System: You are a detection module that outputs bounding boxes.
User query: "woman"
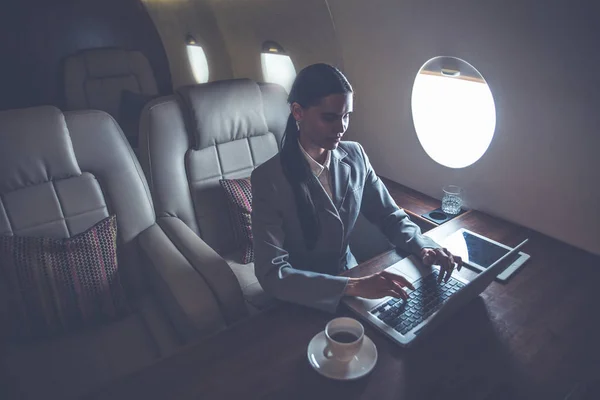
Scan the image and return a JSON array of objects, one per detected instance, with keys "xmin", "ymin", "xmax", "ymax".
[{"xmin": 251, "ymin": 63, "xmax": 461, "ymax": 313}]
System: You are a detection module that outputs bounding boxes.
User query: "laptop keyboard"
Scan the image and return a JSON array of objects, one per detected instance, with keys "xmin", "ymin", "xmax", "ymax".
[{"xmin": 370, "ymin": 271, "xmax": 465, "ymax": 335}]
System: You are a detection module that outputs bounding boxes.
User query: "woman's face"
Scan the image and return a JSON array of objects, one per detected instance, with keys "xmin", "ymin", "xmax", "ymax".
[{"xmin": 293, "ymin": 93, "xmax": 353, "ymax": 151}]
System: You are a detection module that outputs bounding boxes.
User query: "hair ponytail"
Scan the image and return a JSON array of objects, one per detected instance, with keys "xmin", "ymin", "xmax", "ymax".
[{"xmin": 279, "ymin": 64, "xmax": 353, "ymax": 250}]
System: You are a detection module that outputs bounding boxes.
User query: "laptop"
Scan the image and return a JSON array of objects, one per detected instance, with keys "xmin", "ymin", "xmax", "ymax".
[{"xmin": 343, "ymin": 234, "xmax": 529, "ymax": 347}]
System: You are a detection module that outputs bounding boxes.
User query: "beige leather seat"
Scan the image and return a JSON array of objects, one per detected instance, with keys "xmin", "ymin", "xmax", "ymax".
[
  {"xmin": 140, "ymin": 79, "xmax": 282, "ymax": 312},
  {"xmin": 0, "ymin": 106, "xmax": 247, "ymax": 399},
  {"xmin": 63, "ymin": 48, "xmax": 160, "ymax": 150}
]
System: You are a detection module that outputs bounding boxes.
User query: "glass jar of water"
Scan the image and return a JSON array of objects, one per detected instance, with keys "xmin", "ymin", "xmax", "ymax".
[{"xmin": 442, "ymin": 185, "xmax": 463, "ymax": 215}]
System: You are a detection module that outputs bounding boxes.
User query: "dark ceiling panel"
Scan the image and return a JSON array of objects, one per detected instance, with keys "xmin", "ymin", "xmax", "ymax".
[{"xmin": 0, "ymin": 0, "xmax": 171, "ymax": 111}]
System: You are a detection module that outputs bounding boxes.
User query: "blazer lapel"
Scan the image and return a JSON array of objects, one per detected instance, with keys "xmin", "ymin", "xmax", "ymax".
[
  {"xmin": 315, "ymin": 148, "xmax": 347, "ymax": 256},
  {"xmin": 330, "ymin": 146, "xmax": 350, "ymax": 211}
]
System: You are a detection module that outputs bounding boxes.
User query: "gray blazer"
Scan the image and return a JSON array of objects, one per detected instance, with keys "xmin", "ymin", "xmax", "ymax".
[{"xmin": 251, "ymin": 141, "xmax": 440, "ymax": 313}]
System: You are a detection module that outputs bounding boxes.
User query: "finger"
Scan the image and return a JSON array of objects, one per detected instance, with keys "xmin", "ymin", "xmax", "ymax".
[
  {"xmin": 436, "ymin": 252, "xmax": 445, "ymax": 283},
  {"xmin": 400, "ymin": 277, "xmax": 416, "ymax": 291},
  {"xmin": 378, "ymin": 277, "xmax": 408, "ymax": 299},
  {"xmin": 441, "ymin": 248, "xmax": 454, "ymax": 282},
  {"xmin": 387, "ymin": 291, "xmax": 402, "ymax": 300},
  {"xmin": 445, "ymin": 249, "xmax": 461, "ymax": 271},
  {"xmin": 445, "ymin": 262, "xmax": 455, "ymax": 283},
  {"xmin": 455, "ymin": 255, "xmax": 463, "ymax": 271},
  {"xmin": 377, "ymin": 274, "xmax": 402, "ymax": 295},
  {"xmin": 390, "ymin": 281, "xmax": 410, "ymax": 298},
  {"xmin": 444, "ymin": 252, "xmax": 455, "ymax": 282},
  {"xmin": 379, "ymin": 289, "xmax": 401, "ymax": 299},
  {"xmin": 438, "ymin": 263, "xmax": 451, "ymax": 283},
  {"xmin": 381, "ymin": 271, "xmax": 415, "ymax": 290},
  {"xmin": 388, "ymin": 288, "xmax": 408, "ymax": 301},
  {"xmin": 381, "ymin": 276, "xmax": 409, "ymax": 300}
]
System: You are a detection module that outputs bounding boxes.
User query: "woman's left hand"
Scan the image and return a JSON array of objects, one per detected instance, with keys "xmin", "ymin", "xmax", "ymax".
[{"xmin": 420, "ymin": 247, "xmax": 462, "ymax": 283}]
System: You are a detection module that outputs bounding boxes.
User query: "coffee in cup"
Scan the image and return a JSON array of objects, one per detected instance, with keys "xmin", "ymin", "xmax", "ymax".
[{"xmin": 323, "ymin": 317, "xmax": 364, "ymax": 363}]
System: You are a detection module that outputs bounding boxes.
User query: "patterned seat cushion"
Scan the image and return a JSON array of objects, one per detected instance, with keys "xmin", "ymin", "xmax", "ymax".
[
  {"xmin": 0, "ymin": 215, "xmax": 130, "ymax": 340},
  {"xmin": 219, "ymin": 178, "xmax": 253, "ymax": 264}
]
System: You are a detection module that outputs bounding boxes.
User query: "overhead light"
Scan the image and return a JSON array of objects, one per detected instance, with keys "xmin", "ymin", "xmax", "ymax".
[
  {"xmin": 262, "ymin": 40, "xmax": 286, "ymax": 55},
  {"xmin": 186, "ymin": 34, "xmax": 197, "ymax": 46},
  {"xmin": 441, "ymin": 68, "xmax": 461, "ymax": 77}
]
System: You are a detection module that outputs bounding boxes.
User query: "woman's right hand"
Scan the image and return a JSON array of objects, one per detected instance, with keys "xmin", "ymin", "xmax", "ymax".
[{"xmin": 344, "ymin": 270, "xmax": 415, "ymax": 300}]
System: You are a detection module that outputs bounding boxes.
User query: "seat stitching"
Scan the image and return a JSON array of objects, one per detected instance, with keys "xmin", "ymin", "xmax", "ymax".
[
  {"xmin": 63, "ymin": 205, "xmax": 108, "ymax": 219},
  {"xmin": 247, "ymin": 137, "xmax": 256, "ymax": 168},
  {"xmin": 189, "ymin": 165, "xmax": 253, "ymax": 184},
  {"xmin": 0, "ymin": 193, "xmax": 15, "ymax": 235},
  {"xmin": 12, "ymin": 206, "xmax": 108, "ymax": 235},
  {"xmin": 214, "ymin": 144, "xmax": 225, "ymax": 178},
  {"xmin": 51, "ymin": 181, "xmax": 71, "ymax": 237},
  {"xmin": 145, "ymin": 106, "xmax": 154, "ymax": 193}
]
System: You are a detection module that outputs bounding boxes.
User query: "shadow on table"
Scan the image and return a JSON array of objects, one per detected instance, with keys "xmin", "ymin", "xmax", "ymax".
[{"xmin": 267, "ymin": 298, "xmax": 541, "ymax": 400}]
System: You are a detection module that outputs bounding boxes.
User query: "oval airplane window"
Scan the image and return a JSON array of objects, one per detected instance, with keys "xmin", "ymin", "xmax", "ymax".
[
  {"xmin": 186, "ymin": 35, "xmax": 209, "ymax": 83},
  {"xmin": 411, "ymin": 56, "xmax": 496, "ymax": 168},
  {"xmin": 261, "ymin": 41, "xmax": 296, "ymax": 93}
]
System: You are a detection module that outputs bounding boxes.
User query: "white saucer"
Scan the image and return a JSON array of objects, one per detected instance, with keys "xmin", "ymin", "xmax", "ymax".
[{"xmin": 307, "ymin": 331, "xmax": 378, "ymax": 380}]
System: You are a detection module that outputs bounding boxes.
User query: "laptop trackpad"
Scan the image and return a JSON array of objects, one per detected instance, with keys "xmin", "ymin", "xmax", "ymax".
[{"xmin": 386, "ymin": 255, "xmax": 433, "ymax": 284}]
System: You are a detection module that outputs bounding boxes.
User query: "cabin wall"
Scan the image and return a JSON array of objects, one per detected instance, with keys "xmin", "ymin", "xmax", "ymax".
[
  {"xmin": 325, "ymin": 0, "xmax": 600, "ymax": 256},
  {"xmin": 0, "ymin": 0, "xmax": 171, "ymax": 111},
  {"xmin": 197, "ymin": 0, "xmax": 599, "ymax": 255},
  {"xmin": 208, "ymin": 0, "xmax": 342, "ymax": 81},
  {"xmin": 2, "ymin": 0, "xmax": 595, "ymax": 254},
  {"xmin": 141, "ymin": 0, "xmax": 233, "ymax": 89},
  {"xmin": 146, "ymin": 0, "xmax": 599, "ymax": 255}
]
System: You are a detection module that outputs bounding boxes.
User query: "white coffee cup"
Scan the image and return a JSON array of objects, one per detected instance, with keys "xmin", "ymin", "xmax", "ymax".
[{"xmin": 323, "ymin": 317, "xmax": 365, "ymax": 363}]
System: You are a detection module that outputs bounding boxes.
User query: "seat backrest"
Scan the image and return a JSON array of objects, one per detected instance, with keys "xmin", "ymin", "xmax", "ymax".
[
  {"xmin": 140, "ymin": 79, "xmax": 282, "ymax": 255},
  {"xmin": 0, "ymin": 105, "xmax": 155, "ymax": 295},
  {"xmin": 64, "ymin": 48, "xmax": 159, "ymax": 118}
]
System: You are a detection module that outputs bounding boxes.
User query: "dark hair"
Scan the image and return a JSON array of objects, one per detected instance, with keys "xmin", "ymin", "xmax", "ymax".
[{"xmin": 280, "ymin": 63, "xmax": 353, "ymax": 249}]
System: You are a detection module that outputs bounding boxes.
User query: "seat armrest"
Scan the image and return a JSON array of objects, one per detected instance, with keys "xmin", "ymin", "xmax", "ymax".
[
  {"xmin": 137, "ymin": 223, "xmax": 227, "ymax": 341},
  {"xmin": 157, "ymin": 217, "xmax": 248, "ymax": 325}
]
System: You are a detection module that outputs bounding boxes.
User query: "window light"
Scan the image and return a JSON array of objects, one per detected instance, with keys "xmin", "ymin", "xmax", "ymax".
[
  {"xmin": 186, "ymin": 35, "xmax": 209, "ymax": 84},
  {"xmin": 261, "ymin": 41, "xmax": 296, "ymax": 93},
  {"xmin": 411, "ymin": 56, "xmax": 496, "ymax": 169}
]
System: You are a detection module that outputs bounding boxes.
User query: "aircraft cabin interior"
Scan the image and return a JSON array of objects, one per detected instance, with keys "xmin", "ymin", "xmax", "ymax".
[{"xmin": 0, "ymin": 1, "xmax": 598, "ymax": 399}]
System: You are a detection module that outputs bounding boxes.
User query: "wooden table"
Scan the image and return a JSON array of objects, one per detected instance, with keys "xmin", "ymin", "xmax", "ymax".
[{"xmin": 89, "ymin": 211, "xmax": 600, "ymax": 400}]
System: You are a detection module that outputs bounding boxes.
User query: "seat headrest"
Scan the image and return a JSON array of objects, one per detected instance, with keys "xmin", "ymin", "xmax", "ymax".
[
  {"xmin": 177, "ymin": 79, "xmax": 269, "ymax": 150},
  {"xmin": 0, "ymin": 106, "xmax": 81, "ymax": 193}
]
